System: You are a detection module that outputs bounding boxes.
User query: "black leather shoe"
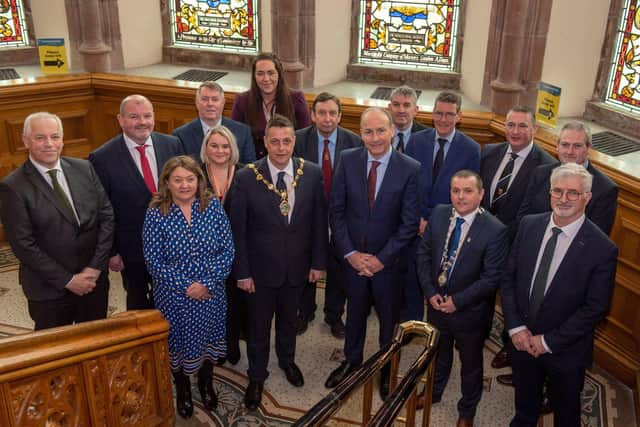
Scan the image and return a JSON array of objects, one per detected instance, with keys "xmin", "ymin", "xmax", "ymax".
[
  {"xmin": 541, "ymin": 391, "xmax": 553, "ymax": 414},
  {"xmin": 326, "ymin": 318, "xmax": 346, "ymax": 339},
  {"xmin": 496, "ymin": 373, "xmax": 514, "ymax": 387},
  {"xmin": 197, "ymin": 361, "xmax": 217, "ymax": 411},
  {"xmin": 244, "ymin": 380, "xmax": 264, "ymax": 411},
  {"xmin": 215, "ymin": 357, "xmax": 226, "ymax": 366},
  {"xmin": 227, "ymin": 341, "xmax": 241, "ymax": 365},
  {"xmin": 325, "ymin": 361, "xmax": 359, "ymax": 388},
  {"xmin": 296, "ymin": 312, "xmax": 315, "ymax": 335},
  {"xmin": 491, "ymin": 348, "xmax": 510, "ymax": 369},
  {"xmin": 280, "ymin": 363, "xmax": 304, "ymax": 387}
]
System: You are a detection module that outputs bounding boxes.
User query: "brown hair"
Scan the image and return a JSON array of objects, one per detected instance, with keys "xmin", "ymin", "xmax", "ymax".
[
  {"xmin": 246, "ymin": 52, "xmax": 297, "ymax": 134},
  {"xmin": 149, "ymin": 155, "xmax": 213, "ymax": 215}
]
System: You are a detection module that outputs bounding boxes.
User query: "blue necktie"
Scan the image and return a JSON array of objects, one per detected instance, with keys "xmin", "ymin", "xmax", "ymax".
[{"xmin": 447, "ymin": 217, "xmax": 465, "ymax": 260}]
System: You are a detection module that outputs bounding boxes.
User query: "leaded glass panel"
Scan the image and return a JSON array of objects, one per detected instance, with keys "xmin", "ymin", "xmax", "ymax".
[
  {"xmin": 357, "ymin": 0, "xmax": 460, "ymax": 71},
  {"xmin": 606, "ymin": 0, "xmax": 640, "ymax": 114},
  {"xmin": 0, "ymin": 0, "xmax": 29, "ymax": 48},
  {"xmin": 168, "ymin": 0, "xmax": 258, "ymax": 53}
]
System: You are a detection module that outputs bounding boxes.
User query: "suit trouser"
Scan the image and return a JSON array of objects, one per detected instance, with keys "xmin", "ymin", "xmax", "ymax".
[
  {"xmin": 343, "ymin": 265, "xmax": 401, "ymax": 365},
  {"xmin": 226, "ymin": 277, "xmax": 248, "ymax": 351},
  {"xmin": 509, "ymin": 344, "xmax": 584, "ymax": 427},
  {"xmin": 432, "ymin": 326, "xmax": 485, "ymax": 419},
  {"xmin": 246, "ymin": 281, "xmax": 303, "ymax": 382},
  {"xmin": 322, "ymin": 248, "xmax": 346, "ymax": 324},
  {"xmin": 121, "ymin": 261, "xmax": 154, "ymax": 310},
  {"xmin": 28, "ymin": 276, "xmax": 109, "ymax": 330},
  {"xmin": 401, "ymin": 237, "xmax": 424, "ymax": 322},
  {"xmin": 298, "ymin": 281, "xmax": 317, "ymax": 322}
]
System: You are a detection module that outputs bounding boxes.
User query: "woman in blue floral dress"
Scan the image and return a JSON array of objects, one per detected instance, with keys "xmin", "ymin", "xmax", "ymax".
[{"xmin": 143, "ymin": 155, "xmax": 234, "ymax": 419}]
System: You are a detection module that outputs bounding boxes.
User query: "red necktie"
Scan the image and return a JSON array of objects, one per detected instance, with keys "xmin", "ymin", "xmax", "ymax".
[
  {"xmin": 367, "ymin": 160, "xmax": 380, "ymax": 208},
  {"xmin": 322, "ymin": 139, "xmax": 332, "ymax": 199},
  {"xmin": 135, "ymin": 145, "xmax": 157, "ymax": 193}
]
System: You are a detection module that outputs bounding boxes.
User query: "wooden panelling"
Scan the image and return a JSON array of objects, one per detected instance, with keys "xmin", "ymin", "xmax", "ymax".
[
  {"xmin": 1, "ymin": 73, "xmax": 639, "ymax": 395},
  {"xmin": 0, "ymin": 310, "xmax": 174, "ymax": 426}
]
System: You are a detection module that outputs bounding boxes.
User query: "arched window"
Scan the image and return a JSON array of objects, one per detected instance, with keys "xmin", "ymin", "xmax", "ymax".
[
  {"xmin": 356, "ymin": 0, "xmax": 461, "ymax": 71},
  {"xmin": 167, "ymin": 0, "xmax": 259, "ymax": 53},
  {"xmin": 0, "ymin": 0, "xmax": 29, "ymax": 49},
  {"xmin": 604, "ymin": 0, "xmax": 640, "ymax": 114}
]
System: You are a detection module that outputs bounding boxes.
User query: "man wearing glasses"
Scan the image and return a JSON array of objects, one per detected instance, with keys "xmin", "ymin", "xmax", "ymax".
[
  {"xmin": 517, "ymin": 121, "xmax": 618, "ymax": 235},
  {"xmin": 501, "ymin": 162, "xmax": 617, "ymax": 427}
]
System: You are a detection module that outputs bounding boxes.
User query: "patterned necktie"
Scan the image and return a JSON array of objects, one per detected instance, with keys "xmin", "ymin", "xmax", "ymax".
[
  {"xmin": 432, "ymin": 138, "xmax": 447, "ymax": 182},
  {"xmin": 492, "ymin": 152, "xmax": 518, "ymax": 206},
  {"xmin": 276, "ymin": 171, "xmax": 287, "ymax": 192},
  {"xmin": 135, "ymin": 145, "xmax": 157, "ymax": 194},
  {"xmin": 47, "ymin": 169, "xmax": 75, "ymax": 220},
  {"xmin": 322, "ymin": 139, "xmax": 332, "ymax": 199},
  {"xmin": 367, "ymin": 160, "xmax": 380, "ymax": 208},
  {"xmin": 396, "ymin": 133, "xmax": 404, "ymax": 153},
  {"xmin": 528, "ymin": 227, "xmax": 562, "ymax": 323}
]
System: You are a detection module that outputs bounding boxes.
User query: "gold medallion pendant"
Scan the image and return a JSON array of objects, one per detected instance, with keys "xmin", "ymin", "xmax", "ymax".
[
  {"xmin": 279, "ymin": 199, "xmax": 290, "ymax": 216},
  {"xmin": 437, "ymin": 271, "xmax": 448, "ymax": 287}
]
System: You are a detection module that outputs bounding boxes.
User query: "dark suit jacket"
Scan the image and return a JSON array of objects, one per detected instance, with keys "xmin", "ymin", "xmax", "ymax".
[
  {"xmin": 229, "ymin": 157, "xmax": 327, "ymax": 287},
  {"xmin": 88, "ymin": 132, "xmax": 184, "ymax": 263},
  {"xmin": 411, "ymin": 120, "xmax": 428, "ymax": 133},
  {"xmin": 172, "ymin": 117, "xmax": 256, "ymax": 164},
  {"xmin": 231, "ymin": 90, "xmax": 312, "ymax": 159},
  {"xmin": 405, "ymin": 128, "xmax": 480, "ymax": 220},
  {"xmin": 0, "ymin": 158, "xmax": 114, "ymax": 301},
  {"xmin": 329, "ymin": 147, "xmax": 420, "ymax": 267},
  {"xmin": 480, "ymin": 142, "xmax": 555, "ymax": 231},
  {"xmin": 293, "ymin": 125, "xmax": 362, "ymax": 169},
  {"xmin": 417, "ymin": 204, "xmax": 508, "ymax": 332},
  {"xmin": 517, "ymin": 162, "xmax": 618, "ymax": 235},
  {"xmin": 501, "ymin": 213, "xmax": 617, "ymax": 367}
]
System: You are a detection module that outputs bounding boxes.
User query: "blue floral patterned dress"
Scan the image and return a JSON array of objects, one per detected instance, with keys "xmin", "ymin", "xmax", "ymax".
[{"xmin": 143, "ymin": 198, "xmax": 234, "ymax": 374}]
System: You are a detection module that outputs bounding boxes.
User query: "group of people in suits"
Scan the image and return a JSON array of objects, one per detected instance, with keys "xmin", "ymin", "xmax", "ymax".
[{"xmin": 0, "ymin": 62, "xmax": 619, "ymax": 427}]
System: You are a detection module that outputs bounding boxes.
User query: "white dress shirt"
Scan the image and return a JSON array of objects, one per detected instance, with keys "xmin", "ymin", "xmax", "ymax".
[
  {"xmin": 267, "ymin": 156, "xmax": 295, "ymax": 221},
  {"xmin": 124, "ymin": 135, "xmax": 159, "ymax": 187},
  {"xmin": 489, "ymin": 141, "xmax": 534, "ymax": 201},
  {"xmin": 30, "ymin": 156, "xmax": 79, "ymax": 223}
]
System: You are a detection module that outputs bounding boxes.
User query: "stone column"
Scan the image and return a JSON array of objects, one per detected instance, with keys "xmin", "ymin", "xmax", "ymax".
[
  {"xmin": 76, "ymin": 0, "xmax": 112, "ymax": 72},
  {"xmin": 271, "ymin": 0, "xmax": 305, "ymax": 89}
]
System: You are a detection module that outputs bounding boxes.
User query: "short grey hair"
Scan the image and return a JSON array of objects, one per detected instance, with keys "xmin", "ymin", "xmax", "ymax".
[
  {"xmin": 196, "ymin": 81, "xmax": 225, "ymax": 101},
  {"xmin": 119, "ymin": 94, "xmax": 153, "ymax": 115},
  {"xmin": 23, "ymin": 112, "xmax": 63, "ymax": 137},
  {"xmin": 200, "ymin": 125, "xmax": 240, "ymax": 166},
  {"xmin": 390, "ymin": 85, "xmax": 418, "ymax": 104},
  {"xmin": 559, "ymin": 120, "xmax": 592, "ymax": 146},
  {"xmin": 550, "ymin": 162, "xmax": 593, "ymax": 193}
]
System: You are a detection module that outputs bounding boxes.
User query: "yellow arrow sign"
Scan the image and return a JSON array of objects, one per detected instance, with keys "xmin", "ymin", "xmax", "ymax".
[{"xmin": 37, "ymin": 38, "xmax": 69, "ymax": 74}]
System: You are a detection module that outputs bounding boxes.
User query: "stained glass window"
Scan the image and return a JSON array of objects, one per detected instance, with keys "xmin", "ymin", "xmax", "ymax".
[
  {"xmin": 357, "ymin": 0, "xmax": 460, "ymax": 71},
  {"xmin": 168, "ymin": 0, "xmax": 258, "ymax": 53},
  {"xmin": 606, "ymin": 0, "xmax": 640, "ymax": 114},
  {"xmin": 0, "ymin": 0, "xmax": 29, "ymax": 48}
]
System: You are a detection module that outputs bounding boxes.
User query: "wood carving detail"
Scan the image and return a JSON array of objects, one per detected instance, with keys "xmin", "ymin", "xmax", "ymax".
[{"xmin": 107, "ymin": 348, "xmax": 156, "ymax": 425}]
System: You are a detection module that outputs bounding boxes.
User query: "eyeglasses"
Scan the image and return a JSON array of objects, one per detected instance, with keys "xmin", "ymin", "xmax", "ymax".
[
  {"xmin": 505, "ymin": 122, "xmax": 531, "ymax": 130},
  {"xmin": 549, "ymin": 188, "xmax": 586, "ymax": 201},
  {"xmin": 433, "ymin": 111, "xmax": 457, "ymax": 119}
]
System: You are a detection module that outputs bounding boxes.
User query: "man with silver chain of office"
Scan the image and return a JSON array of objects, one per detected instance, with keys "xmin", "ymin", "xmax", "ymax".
[{"xmin": 416, "ymin": 170, "xmax": 508, "ymax": 427}]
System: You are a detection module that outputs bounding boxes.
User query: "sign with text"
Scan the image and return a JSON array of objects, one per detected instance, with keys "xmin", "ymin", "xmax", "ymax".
[
  {"xmin": 37, "ymin": 38, "xmax": 68, "ymax": 74},
  {"xmin": 536, "ymin": 82, "xmax": 561, "ymax": 128}
]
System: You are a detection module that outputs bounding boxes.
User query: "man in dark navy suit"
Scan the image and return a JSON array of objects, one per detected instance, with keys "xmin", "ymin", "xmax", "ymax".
[
  {"xmin": 230, "ymin": 115, "xmax": 327, "ymax": 411},
  {"xmin": 403, "ymin": 92, "xmax": 480, "ymax": 324},
  {"xmin": 324, "ymin": 107, "xmax": 420, "ymax": 399},
  {"xmin": 388, "ymin": 85, "xmax": 428, "ymax": 151},
  {"xmin": 502, "ymin": 163, "xmax": 617, "ymax": 427},
  {"xmin": 173, "ymin": 81, "xmax": 255, "ymax": 164},
  {"xmin": 416, "ymin": 170, "xmax": 508, "ymax": 426},
  {"xmin": 518, "ymin": 121, "xmax": 618, "ymax": 235},
  {"xmin": 481, "ymin": 105, "xmax": 555, "ymax": 373},
  {"xmin": 89, "ymin": 95, "xmax": 184, "ymax": 310},
  {"xmin": 294, "ymin": 92, "xmax": 362, "ymax": 337}
]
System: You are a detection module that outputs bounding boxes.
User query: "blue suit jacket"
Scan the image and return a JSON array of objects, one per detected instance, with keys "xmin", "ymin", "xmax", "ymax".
[
  {"xmin": 517, "ymin": 161, "xmax": 618, "ymax": 235},
  {"xmin": 89, "ymin": 132, "xmax": 184, "ymax": 263},
  {"xmin": 501, "ymin": 213, "xmax": 617, "ymax": 367},
  {"xmin": 172, "ymin": 117, "xmax": 256, "ymax": 164},
  {"xmin": 329, "ymin": 147, "xmax": 420, "ymax": 267},
  {"xmin": 480, "ymin": 142, "xmax": 555, "ymax": 233},
  {"xmin": 417, "ymin": 204, "xmax": 508, "ymax": 332},
  {"xmin": 405, "ymin": 128, "xmax": 480, "ymax": 220}
]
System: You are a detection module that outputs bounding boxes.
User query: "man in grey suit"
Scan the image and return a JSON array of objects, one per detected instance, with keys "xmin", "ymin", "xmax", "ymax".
[
  {"xmin": 293, "ymin": 92, "xmax": 362, "ymax": 337},
  {"xmin": 0, "ymin": 112, "xmax": 114, "ymax": 330},
  {"xmin": 90, "ymin": 95, "xmax": 184, "ymax": 310},
  {"xmin": 173, "ymin": 81, "xmax": 256, "ymax": 164}
]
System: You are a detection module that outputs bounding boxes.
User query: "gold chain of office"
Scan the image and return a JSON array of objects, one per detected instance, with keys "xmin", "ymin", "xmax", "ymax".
[{"xmin": 247, "ymin": 158, "xmax": 305, "ymax": 216}]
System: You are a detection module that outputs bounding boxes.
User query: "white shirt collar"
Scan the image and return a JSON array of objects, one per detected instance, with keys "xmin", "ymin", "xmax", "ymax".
[
  {"xmin": 509, "ymin": 141, "xmax": 534, "ymax": 158},
  {"xmin": 123, "ymin": 134, "xmax": 153, "ymax": 149},
  {"xmin": 200, "ymin": 118, "xmax": 222, "ymax": 134},
  {"xmin": 29, "ymin": 156, "xmax": 62, "ymax": 175},
  {"xmin": 453, "ymin": 207, "xmax": 480, "ymax": 227},
  {"xmin": 266, "ymin": 156, "xmax": 294, "ymax": 178},
  {"xmin": 550, "ymin": 213, "xmax": 585, "ymax": 238}
]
